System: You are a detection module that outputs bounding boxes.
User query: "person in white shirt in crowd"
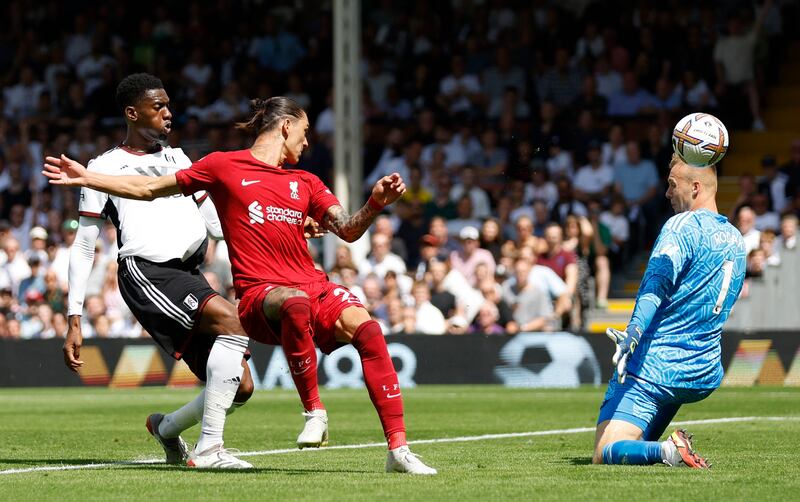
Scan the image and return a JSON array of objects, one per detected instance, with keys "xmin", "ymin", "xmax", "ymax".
[
  {"xmin": 680, "ymin": 69, "xmax": 717, "ymax": 110},
  {"xmin": 713, "ymin": 0, "xmax": 772, "ymax": 130},
  {"xmin": 450, "ymin": 166, "xmax": 491, "ymax": 219},
  {"xmin": 26, "ymin": 226, "xmax": 50, "ymax": 265},
  {"xmin": 50, "ymin": 219, "xmax": 78, "ymax": 289},
  {"xmin": 775, "ymin": 214, "xmax": 797, "ymax": 250},
  {"xmin": 3, "ymin": 66, "xmax": 46, "ymax": 120},
  {"xmin": 421, "ymin": 124, "xmax": 467, "ymax": 170},
  {"xmin": 523, "ymin": 162, "xmax": 558, "ymax": 209},
  {"xmin": 76, "ymin": 37, "xmax": 117, "ymax": 96},
  {"xmin": 545, "ymin": 135, "xmax": 574, "ymax": 181},
  {"xmin": 437, "ymin": 54, "xmax": 482, "ymax": 116},
  {"xmin": 593, "ymin": 54, "xmax": 622, "ymax": 100},
  {"xmin": 449, "ymin": 226, "xmax": 496, "ymax": 288},
  {"xmin": 573, "ymin": 141, "xmax": 614, "ymax": 203},
  {"xmin": 736, "ymin": 206, "xmax": 761, "ymax": 254},
  {"xmin": 2, "ymin": 237, "xmax": 31, "ymax": 292},
  {"xmin": 600, "ymin": 196, "xmax": 630, "ymax": 257},
  {"xmin": 181, "ymin": 48, "xmax": 214, "ymax": 88},
  {"xmin": 601, "ymin": 124, "xmax": 627, "ymax": 168},
  {"xmin": 364, "ymin": 57, "xmax": 395, "ymax": 108},
  {"xmin": 8, "ymin": 204, "xmax": 32, "ymax": 250},
  {"xmin": 482, "ymin": 47, "xmax": 526, "ymax": 115},
  {"xmin": 427, "ymin": 258, "xmax": 482, "ymax": 328},
  {"xmin": 750, "ymin": 193, "xmax": 780, "ymax": 232},
  {"xmin": 373, "ymin": 214, "xmax": 408, "ymax": 262},
  {"xmin": 446, "ymin": 196, "xmax": 483, "ymax": 238},
  {"xmin": 365, "ymin": 127, "xmax": 407, "ymax": 190},
  {"xmin": 410, "ymin": 281, "xmax": 446, "ymax": 335},
  {"xmin": 203, "ymin": 81, "xmax": 250, "ymax": 124},
  {"xmin": 359, "ymin": 232, "xmax": 408, "ymax": 282},
  {"xmin": 487, "ymin": 86, "xmax": 531, "ymax": 120},
  {"xmin": 502, "ymin": 257, "xmax": 556, "ymax": 333}
]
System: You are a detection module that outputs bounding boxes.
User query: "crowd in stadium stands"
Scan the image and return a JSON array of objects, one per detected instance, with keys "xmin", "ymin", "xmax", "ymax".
[{"xmin": 0, "ymin": 0, "xmax": 798, "ymax": 339}]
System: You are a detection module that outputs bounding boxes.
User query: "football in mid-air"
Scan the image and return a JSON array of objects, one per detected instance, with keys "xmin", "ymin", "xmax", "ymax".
[{"xmin": 671, "ymin": 113, "xmax": 729, "ymax": 167}]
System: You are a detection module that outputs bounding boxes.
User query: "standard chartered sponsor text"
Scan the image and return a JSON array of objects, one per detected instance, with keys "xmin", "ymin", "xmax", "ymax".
[{"xmin": 265, "ymin": 205, "xmax": 303, "ymax": 225}]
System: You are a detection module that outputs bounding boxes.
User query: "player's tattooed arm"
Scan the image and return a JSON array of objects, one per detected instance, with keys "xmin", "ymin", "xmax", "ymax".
[
  {"xmin": 322, "ymin": 173, "xmax": 406, "ymax": 242},
  {"xmin": 323, "ymin": 203, "xmax": 381, "ymax": 242}
]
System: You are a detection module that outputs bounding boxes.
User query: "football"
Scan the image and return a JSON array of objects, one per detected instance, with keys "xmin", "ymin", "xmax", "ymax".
[{"xmin": 671, "ymin": 113, "xmax": 729, "ymax": 167}]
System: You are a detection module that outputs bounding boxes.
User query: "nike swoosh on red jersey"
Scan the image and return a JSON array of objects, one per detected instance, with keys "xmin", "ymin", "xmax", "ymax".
[
  {"xmin": 241, "ymin": 179, "xmax": 261, "ymax": 186},
  {"xmin": 386, "ymin": 392, "xmax": 401, "ymax": 398}
]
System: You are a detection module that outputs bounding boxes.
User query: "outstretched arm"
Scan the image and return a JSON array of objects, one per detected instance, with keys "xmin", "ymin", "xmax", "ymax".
[
  {"xmin": 43, "ymin": 154, "xmax": 181, "ymax": 200},
  {"xmin": 322, "ymin": 173, "xmax": 406, "ymax": 242}
]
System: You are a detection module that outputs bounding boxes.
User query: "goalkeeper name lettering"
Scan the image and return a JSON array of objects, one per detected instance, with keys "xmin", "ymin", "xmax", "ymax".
[{"xmin": 265, "ymin": 205, "xmax": 303, "ymax": 225}]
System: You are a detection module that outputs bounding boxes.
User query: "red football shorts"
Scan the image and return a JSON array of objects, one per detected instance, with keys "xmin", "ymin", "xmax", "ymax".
[{"xmin": 238, "ymin": 281, "xmax": 364, "ymax": 354}]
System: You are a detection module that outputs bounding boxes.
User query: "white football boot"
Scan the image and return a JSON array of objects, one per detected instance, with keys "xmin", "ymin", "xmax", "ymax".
[
  {"xmin": 186, "ymin": 444, "xmax": 253, "ymax": 469},
  {"xmin": 386, "ymin": 445, "xmax": 438, "ymax": 475},
  {"xmin": 296, "ymin": 409, "xmax": 329, "ymax": 449}
]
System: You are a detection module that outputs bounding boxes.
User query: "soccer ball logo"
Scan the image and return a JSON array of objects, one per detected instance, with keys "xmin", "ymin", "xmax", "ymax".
[{"xmin": 671, "ymin": 113, "xmax": 729, "ymax": 167}]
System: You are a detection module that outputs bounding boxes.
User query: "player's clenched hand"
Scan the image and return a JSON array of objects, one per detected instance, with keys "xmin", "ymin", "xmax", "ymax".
[
  {"xmin": 606, "ymin": 326, "xmax": 642, "ymax": 384},
  {"xmin": 371, "ymin": 173, "xmax": 406, "ymax": 207},
  {"xmin": 63, "ymin": 320, "xmax": 85, "ymax": 373},
  {"xmin": 42, "ymin": 154, "xmax": 89, "ymax": 187},
  {"xmin": 303, "ymin": 217, "xmax": 327, "ymax": 239}
]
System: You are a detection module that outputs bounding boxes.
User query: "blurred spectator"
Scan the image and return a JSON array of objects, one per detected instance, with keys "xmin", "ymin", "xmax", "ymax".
[
  {"xmin": 450, "ymin": 167, "xmax": 491, "ymax": 219},
  {"xmin": 713, "ymin": 2, "xmax": 772, "ymax": 130},
  {"xmin": 410, "ymin": 281, "xmax": 446, "ymax": 335},
  {"xmin": 374, "ymin": 215, "xmax": 408, "ymax": 262},
  {"xmin": 563, "ymin": 215, "xmax": 610, "ymax": 311},
  {"xmin": 446, "ymin": 196, "xmax": 482, "ymax": 237},
  {"xmin": 730, "ymin": 173, "xmax": 759, "ymax": 220},
  {"xmin": 3, "ymin": 237, "xmax": 30, "ymax": 291},
  {"xmin": 524, "ymin": 163, "xmax": 558, "ymax": 209},
  {"xmin": 780, "ymin": 139, "xmax": 800, "ymax": 204},
  {"xmin": 482, "ymin": 47, "xmax": 526, "ymax": 115},
  {"xmin": 537, "ymin": 47, "xmax": 582, "ymax": 108},
  {"xmin": 3, "ymin": 66, "xmax": 46, "ymax": 120},
  {"xmin": 680, "ymin": 69, "xmax": 717, "ymax": 110},
  {"xmin": 479, "ymin": 219, "xmax": 504, "ymax": 263},
  {"xmin": 550, "ymin": 177, "xmax": 587, "ymax": 224},
  {"xmin": 502, "ymin": 258, "xmax": 555, "ymax": 333},
  {"xmin": 359, "ymin": 233, "xmax": 407, "ymax": 283},
  {"xmin": 613, "ymin": 141, "xmax": 660, "ymax": 243},
  {"xmin": 600, "ymin": 196, "xmax": 631, "ymax": 266},
  {"xmin": 776, "ymin": 214, "xmax": 797, "ymax": 250},
  {"xmin": 736, "ymin": 206, "xmax": 762, "ymax": 254},
  {"xmin": 182, "ymin": 48, "xmax": 213, "ymax": 88},
  {"xmin": 469, "ymin": 301, "xmax": 505, "ymax": 335},
  {"xmin": 449, "ymin": 226, "xmax": 496, "ymax": 287},
  {"xmin": 538, "ymin": 223, "xmax": 578, "ymax": 303},
  {"xmin": 757, "ymin": 155, "xmax": 788, "ymax": 213},
  {"xmin": 751, "ymin": 193, "xmax": 780, "ymax": 232},
  {"xmin": 607, "ymin": 71, "xmax": 656, "ymax": 117},
  {"xmin": 437, "ymin": 54, "xmax": 482, "ymax": 116},
  {"xmin": 545, "ymin": 135, "xmax": 573, "ymax": 181},
  {"xmin": 746, "ymin": 248, "xmax": 766, "ymax": 278},
  {"xmin": 760, "ymin": 230, "xmax": 781, "ymax": 267},
  {"xmin": 248, "ymin": 15, "xmax": 306, "ymax": 73},
  {"xmin": 593, "ymin": 54, "xmax": 622, "ymax": 100},
  {"xmin": 601, "ymin": 124, "xmax": 628, "ymax": 168},
  {"xmin": 573, "ymin": 141, "xmax": 613, "ymax": 203}
]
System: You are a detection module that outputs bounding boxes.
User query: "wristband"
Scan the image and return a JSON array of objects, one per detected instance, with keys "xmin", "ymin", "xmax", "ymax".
[{"xmin": 367, "ymin": 196, "xmax": 384, "ymax": 211}]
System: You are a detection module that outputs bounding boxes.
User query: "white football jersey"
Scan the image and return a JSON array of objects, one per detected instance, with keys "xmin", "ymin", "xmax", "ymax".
[{"xmin": 79, "ymin": 145, "xmax": 207, "ymax": 262}]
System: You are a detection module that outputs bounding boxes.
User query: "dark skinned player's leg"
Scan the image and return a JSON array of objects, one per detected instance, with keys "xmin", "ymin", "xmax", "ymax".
[{"xmin": 191, "ymin": 296, "xmax": 250, "ymax": 453}]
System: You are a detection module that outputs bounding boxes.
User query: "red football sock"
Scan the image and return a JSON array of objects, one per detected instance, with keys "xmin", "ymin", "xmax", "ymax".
[
  {"xmin": 280, "ymin": 297, "xmax": 323, "ymax": 411},
  {"xmin": 351, "ymin": 320, "xmax": 406, "ymax": 448}
]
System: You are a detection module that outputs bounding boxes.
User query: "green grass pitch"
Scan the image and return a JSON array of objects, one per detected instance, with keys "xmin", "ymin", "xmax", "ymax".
[{"xmin": 1, "ymin": 385, "xmax": 798, "ymax": 501}]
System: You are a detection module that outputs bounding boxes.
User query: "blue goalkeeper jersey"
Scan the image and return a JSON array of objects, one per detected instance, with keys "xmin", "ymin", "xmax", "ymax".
[{"xmin": 627, "ymin": 209, "xmax": 746, "ymax": 390}]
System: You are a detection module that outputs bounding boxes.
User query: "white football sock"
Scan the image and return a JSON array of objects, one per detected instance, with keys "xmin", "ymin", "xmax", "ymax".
[
  {"xmin": 158, "ymin": 393, "xmax": 248, "ymax": 439},
  {"xmin": 195, "ymin": 335, "xmax": 248, "ymax": 452},
  {"xmin": 159, "ymin": 390, "xmax": 205, "ymax": 438}
]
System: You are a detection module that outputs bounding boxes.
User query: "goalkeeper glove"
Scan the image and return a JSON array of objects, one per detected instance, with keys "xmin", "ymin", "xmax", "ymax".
[{"xmin": 605, "ymin": 325, "xmax": 642, "ymax": 384}]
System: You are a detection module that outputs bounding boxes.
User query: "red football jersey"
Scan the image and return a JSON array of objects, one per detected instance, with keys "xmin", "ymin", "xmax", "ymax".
[{"xmin": 175, "ymin": 149, "xmax": 341, "ymax": 296}]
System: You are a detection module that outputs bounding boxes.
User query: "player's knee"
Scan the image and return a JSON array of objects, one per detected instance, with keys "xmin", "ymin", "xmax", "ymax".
[
  {"xmin": 263, "ymin": 287, "xmax": 309, "ymax": 320},
  {"xmin": 278, "ymin": 295, "xmax": 312, "ymax": 332}
]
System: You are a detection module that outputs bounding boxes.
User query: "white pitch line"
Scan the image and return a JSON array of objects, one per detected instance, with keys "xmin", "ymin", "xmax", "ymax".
[{"xmin": 1, "ymin": 416, "xmax": 797, "ymax": 476}]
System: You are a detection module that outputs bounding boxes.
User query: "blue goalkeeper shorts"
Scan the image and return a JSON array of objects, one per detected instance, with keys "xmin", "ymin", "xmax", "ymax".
[{"xmin": 596, "ymin": 373, "xmax": 714, "ymax": 441}]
